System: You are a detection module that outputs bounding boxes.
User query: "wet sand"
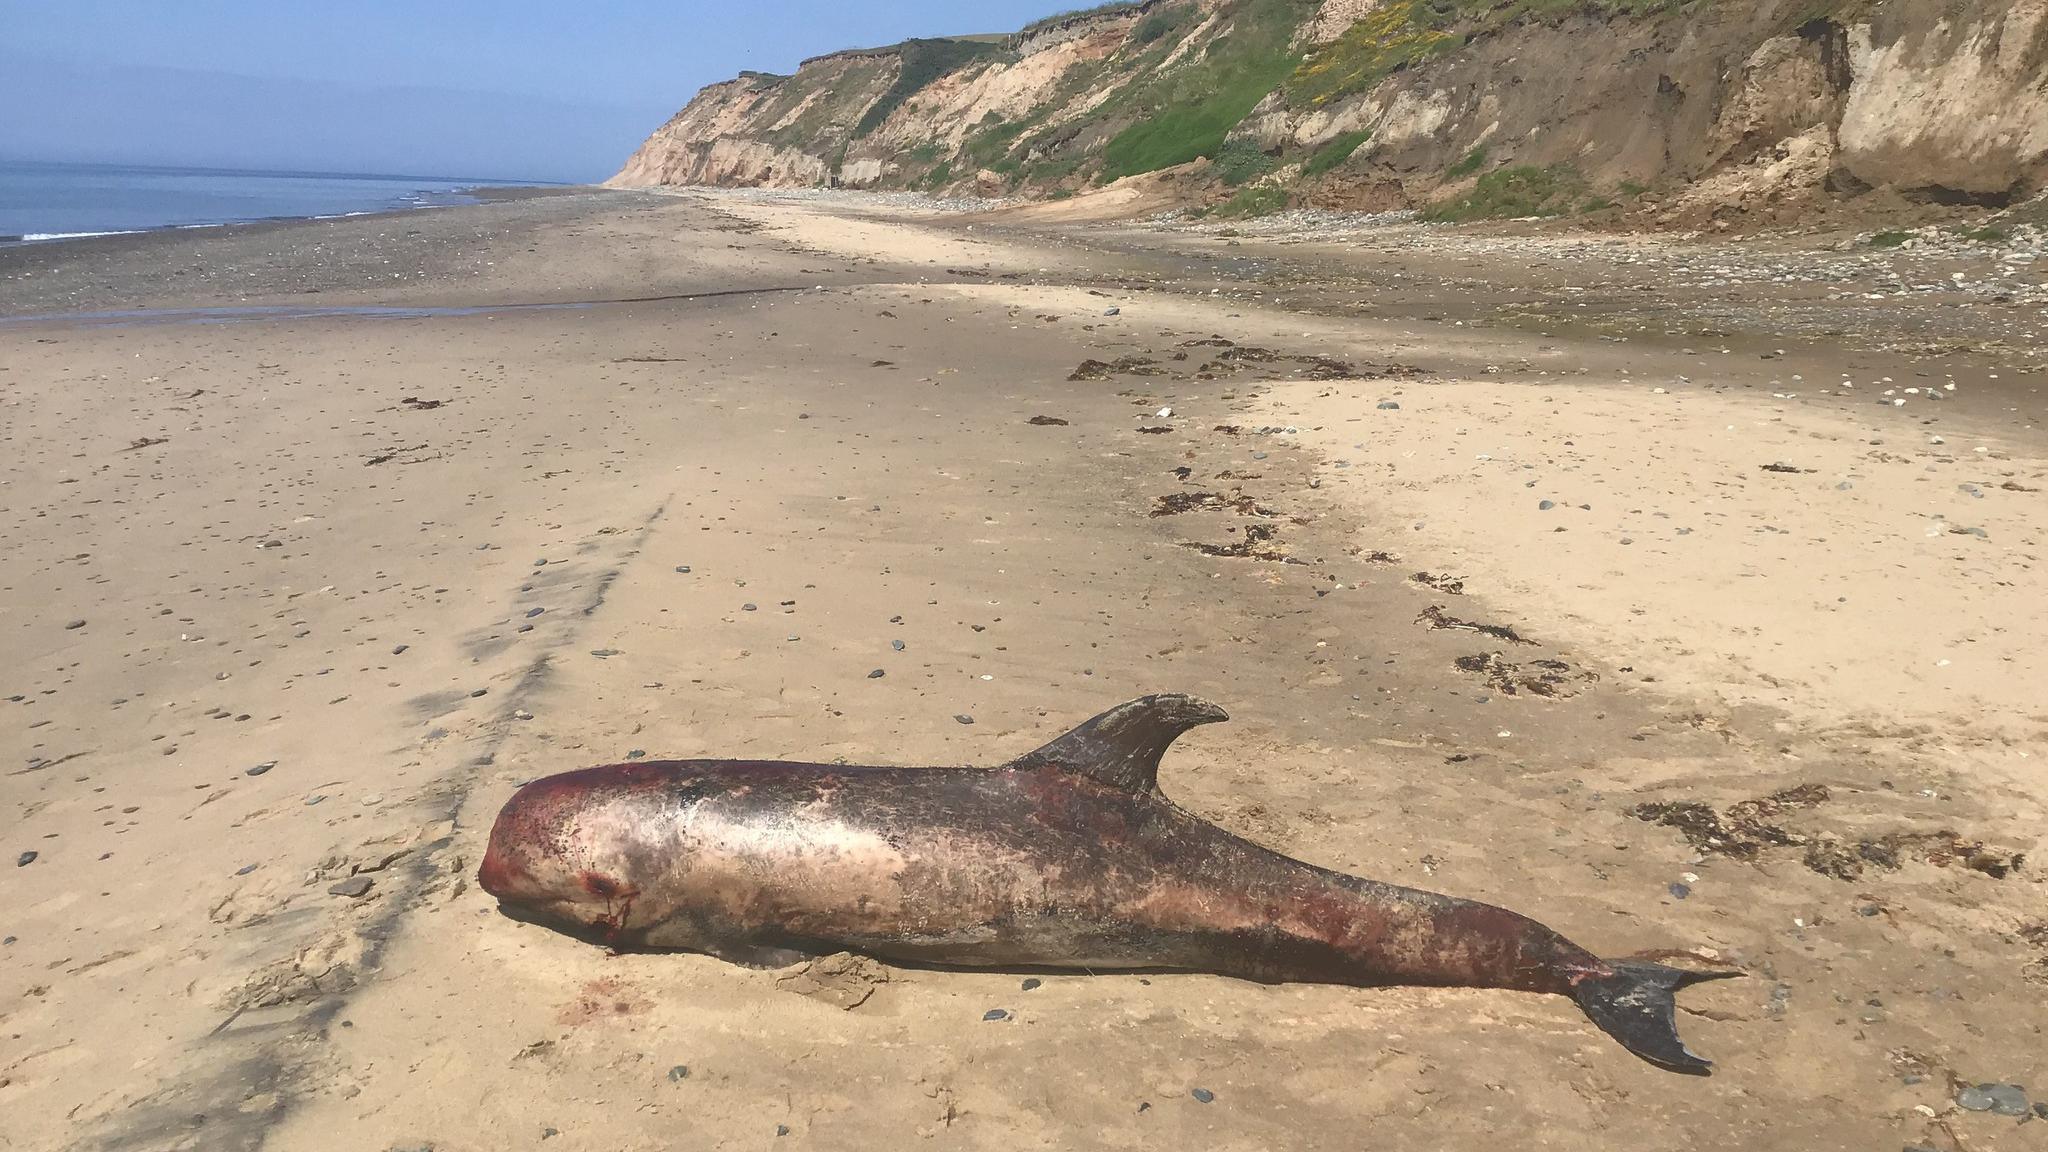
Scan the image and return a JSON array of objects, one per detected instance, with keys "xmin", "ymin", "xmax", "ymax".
[{"xmin": 3, "ymin": 191, "xmax": 2044, "ymax": 1151}]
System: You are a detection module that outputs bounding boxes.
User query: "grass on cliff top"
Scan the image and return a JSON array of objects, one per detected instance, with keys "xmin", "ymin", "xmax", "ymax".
[
  {"xmin": 1022, "ymin": 2, "xmax": 1148, "ymax": 35},
  {"xmin": 1097, "ymin": 0, "xmax": 1315, "ymax": 183},
  {"xmin": 854, "ymin": 39, "xmax": 1002, "ymax": 138},
  {"xmin": 1421, "ymin": 164, "xmax": 1587, "ymax": 221}
]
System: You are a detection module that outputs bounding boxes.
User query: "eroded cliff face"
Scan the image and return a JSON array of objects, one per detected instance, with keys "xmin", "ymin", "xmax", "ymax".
[{"xmin": 607, "ymin": 0, "xmax": 2048, "ymax": 223}]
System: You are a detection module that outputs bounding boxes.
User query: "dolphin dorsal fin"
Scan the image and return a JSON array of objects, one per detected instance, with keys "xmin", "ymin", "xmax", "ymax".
[{"xmin": 1003, "ymin": 694, "xmax": 1228, "ymax": 794}]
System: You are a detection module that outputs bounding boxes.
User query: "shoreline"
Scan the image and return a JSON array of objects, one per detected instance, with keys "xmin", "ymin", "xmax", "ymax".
[
  {"xmin": 0, "ymin": 181, "xmax": 584, "ymax": 249},
  {"xmin": 2, "ymin": 187, "xmax": 2043, "ymax": 1152}
]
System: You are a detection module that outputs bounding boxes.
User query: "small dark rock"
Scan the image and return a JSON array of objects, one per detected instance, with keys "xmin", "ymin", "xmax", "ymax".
[
  {"xmin": 1104, "ymin": 306, "xmax": 1121, "ymax": 316},
  {"xmin": 65, "ymin": 619, "xmax": 86, "ymax": 630},
  {"xmin": 627, "ymin": 749, "xmax": 647, "ymax": 760},
  {"xmin": 1956, "ymin": 1083, "xmax": 2029, "ymax": 1115},
  {"xmin": 236, "ymin": 863, "xmax": 259, "ymax": 876},
  {"xmin": 469, "ymin": 688, "xmax": 488, "ymax": 698},
  {"xmin": 246, "ymin": 761, "xmax": 277, "ymax": 777},
  {"xmin": 776, "ymin": 1126, "xmax": 790, "ymax": 1137},
  {"xmin": 1027, "ymin": 415, "xmax": 1070, "ymax": 426},
  {"xmin": 742, "ymin": 603, "xmax": 758, "ymax": 612},
  {"xmin": 891, "ymin": 639, "xmax": 905, "ymax": 651},
  {"xmin": 1377, "ymin": 401, "xmax": 1400, "ymax": 410},
  {"xmin": 16, "ymin": 851, "xmax": 37, "ymax": 867},
  {"xmin": 983, "ymin": 1008, "xmax": 1009, "ymax": 1021},
  {"xmin": 1191, "ymin": 1088, "xmax": 1215, "ymax": 1104},
  {"xmin": 328, "ymin": 876, "xmax": 374, "ymax": 899},
  {"xmin": 1668, "ymin": 882, "xmax": 1691, "ymax": 900},
  {"xmin": 954, "ymin": 714, "xmax": 974, "ymax": 725},
  {"xmin": 668, "ymin": 1065, "xmax": 690, "ymax": 1082},
  {"xmin": 675, "ymin": 566, "xmax": 692, "ymax": 573},
  {"xmin": 392, "ymin": 644, "xmax": 409, "ymax": 655},
  {"xmin": 533, "ymin": 559, "xmax": 548, "ymax": 567},
  {"xmin": 1538, "ymin": 500, "xmax": 1556, "ymax": 511},
  {"xmin": 525, "ymin": 608, "xmax": 545, "ymax": 618},
  {"xmin": 1021, "ymin": 978, "xmax": 1041, "ymax": 991},
  {"xmin": 868, "ymin": 669, "xmax": 886, "ymax": 679}
]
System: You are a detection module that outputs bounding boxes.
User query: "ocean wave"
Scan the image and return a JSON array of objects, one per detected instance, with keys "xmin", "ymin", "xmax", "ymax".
[{"xmin": 10, "ymin": 229, "xmax": 147, "ymax": 242}]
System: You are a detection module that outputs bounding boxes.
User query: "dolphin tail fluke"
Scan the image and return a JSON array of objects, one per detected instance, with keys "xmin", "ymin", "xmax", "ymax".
[{"xmin": 1570, "ymin": 960, "xmax": 1740, "ymax": 1075}]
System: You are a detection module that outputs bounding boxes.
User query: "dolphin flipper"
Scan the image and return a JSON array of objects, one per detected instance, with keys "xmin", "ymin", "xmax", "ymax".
[{"xmin": 1571, "ymin": 960, "xmax": 1741, "ymax": 1074}]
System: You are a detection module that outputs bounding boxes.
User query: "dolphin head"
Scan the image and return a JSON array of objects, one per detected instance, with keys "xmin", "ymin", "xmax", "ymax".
[{"xmin": 478, "ymin": 767, "xmax": 656, "ymax": 941}]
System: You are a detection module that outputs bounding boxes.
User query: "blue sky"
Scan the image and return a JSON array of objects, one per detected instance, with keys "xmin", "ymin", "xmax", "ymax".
[{"xmin": 0, "ymin": 1, "xmax": 1079, "ymax": 183}]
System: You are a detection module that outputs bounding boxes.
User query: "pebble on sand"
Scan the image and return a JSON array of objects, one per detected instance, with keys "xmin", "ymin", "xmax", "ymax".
[
  {"xmin": 983, "ymin": 1008, "xmax": 1009, "ymax": 1021},
  {"xmin": 65, "ymin": 619, "xmax": 87, "ymax": 630},
  {"xmin": 246, "ymin": 761, "xmax": 277, "ymax": 777},
  {"xmin": 1955, "ymin": 1083, "xmax": 2030, "ymax": 1116},
  {"xmin": 1191, "ymin": 1088, "xmax": 1216, "ymax": 1103},
  {"xmin": 16, "ymin": 851, "xmax": 37, "ymax": 867},
  {"xmin": 868, "ymin": 669, "xmax": 886, "ymax": 679},
  {"xmin": 954, "ymin": 714, "xmax": 975, "ymax": 725},
  {"xmin": 328, "ymin": 876, "xmax": 375, "ymax": 899}
]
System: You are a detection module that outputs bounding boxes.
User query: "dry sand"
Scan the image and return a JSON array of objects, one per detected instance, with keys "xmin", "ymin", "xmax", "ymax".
[{"xmin": 3, "ymin": 191, "xmax": 2044, "ymax": 1151}]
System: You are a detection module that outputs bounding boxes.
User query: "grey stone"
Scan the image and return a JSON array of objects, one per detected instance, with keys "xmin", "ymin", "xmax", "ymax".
[
  {"xmin": 328, "ymin": 876, "xmax": 374, "ymax": 899},
  {"xmin": 1956, "ymin": 1083, "xmax": 2029, "ymax": 1116}
]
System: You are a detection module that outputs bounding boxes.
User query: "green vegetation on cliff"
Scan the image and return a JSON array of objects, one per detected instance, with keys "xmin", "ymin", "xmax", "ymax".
[
  {"xmin": 1420, "ymin": 164, "xmax": 1590, "ymax": 220},
  {"xmin": 1302, "ymin": 130, "xmax": 1373, "ymax": 178},
  {"xmin": 1098, "ymin": 0, "xmax": 1316, "ymax": 182},
  {"xmin": 1288, "ymin": 0, "xmax": 1698, "ymax": 108},
  {"xmin": 854, "ymin": 39, "xmax": 1002, "ymax": 137}
]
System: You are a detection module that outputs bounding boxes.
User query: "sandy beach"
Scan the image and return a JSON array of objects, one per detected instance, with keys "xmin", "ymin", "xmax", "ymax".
[{"xmin": 3, "ymin": 190, "xmax": 2044, "ymax": 1151}]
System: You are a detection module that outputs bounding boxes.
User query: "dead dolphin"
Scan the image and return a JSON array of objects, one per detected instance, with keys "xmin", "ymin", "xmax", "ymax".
[{"xmin": 479, "ymin": 694, "xmax": 1735, "ymax": 1072}]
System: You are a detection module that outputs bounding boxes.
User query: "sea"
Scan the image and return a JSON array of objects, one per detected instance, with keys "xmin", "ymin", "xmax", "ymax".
[{"xmin": 0, "ymin": 159, "xmax": 547, "ymax": 243}]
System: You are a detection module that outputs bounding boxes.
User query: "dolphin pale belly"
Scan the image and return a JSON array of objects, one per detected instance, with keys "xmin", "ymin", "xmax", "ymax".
[{"xmin": 479, "ymin": 694, "xmax": 1735, "ymax": 1073}]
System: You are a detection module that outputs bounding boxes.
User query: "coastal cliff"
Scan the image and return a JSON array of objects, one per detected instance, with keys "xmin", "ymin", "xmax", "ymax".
[{"xmin": 608, "ymin": 0, "xmax": 2048, "ymax": 224}]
